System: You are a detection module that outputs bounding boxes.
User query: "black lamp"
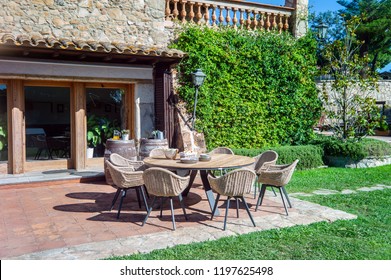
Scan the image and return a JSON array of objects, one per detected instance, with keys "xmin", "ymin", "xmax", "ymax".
[
  {"xmin": 190, "ymin": 69, "xmax": 206, "ymax": 130},
  {"xmin": 316, "ymin": 21, "xmax": 329, "ymax": 41}
]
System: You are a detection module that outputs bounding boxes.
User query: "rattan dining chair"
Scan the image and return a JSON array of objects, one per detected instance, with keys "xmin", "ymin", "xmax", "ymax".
[
  {"xmin": 252, "ymin": 150, "xmax": 279, "ymax": 198},
  {"xmin": 208, "ymin": 168, "xmax": 257, "ymax": 230},
  {"xmin": 142, "ymin": 167, "xmax": 191, "ymax": 230},
  {"xmin": 109, "ymin": 153, "xmax": 146, "ymax": 171},
  {"xmin": 208, "ymin": 147, "xmax": 235, "ymax": 176},
  {"xmin": 255, "ymin": 159, "xmax": 299, "ymax": 216},
  {"xmin": 106, "ymin": 160, "xmax": 148, "ymax": 219}
]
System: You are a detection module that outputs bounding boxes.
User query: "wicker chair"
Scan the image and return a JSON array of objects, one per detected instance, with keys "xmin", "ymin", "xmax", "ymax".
[
  {"xmin": 106, "ymin": 160, "xmax": 148, "ymax": 219},
  {"xmin": 252, "ymin": 150, "xmax": 279, "ymax": 198},
  {"xmin": 109, "ymin": 153, "xmax": 146, "ymax": 171},
  {"xmin": 142, "ymin": 167, "xmax": 190, "ymax": 230},
  {"xmin": 208, "ymin": 147, "xmax": 234, "ymax": 176},
  {"xmin": 208, "ymin": 168, "xmax": 257, "ymax": 230},
  {"xmin": 255, "ymin": 159, "xmax": 299, "ymax": 216},
  {"xmin": 208, "ymin": 147, "xmax": 234, "ymax": 155}
]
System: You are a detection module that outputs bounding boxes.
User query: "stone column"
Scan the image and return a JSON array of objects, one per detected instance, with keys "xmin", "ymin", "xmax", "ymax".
[{"xmin": 285, "ymin": 0, "xmax": 308, "ymax": 38}]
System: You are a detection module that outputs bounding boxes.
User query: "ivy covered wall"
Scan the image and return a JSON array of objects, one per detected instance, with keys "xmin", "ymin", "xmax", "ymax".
[{"xmin": 171, "ymin": 26, "xmax": 321, "ymax": 149}]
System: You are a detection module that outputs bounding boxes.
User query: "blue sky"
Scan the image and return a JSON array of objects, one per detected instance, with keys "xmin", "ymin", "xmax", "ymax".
[{"xmin": 251, "ymin": 0, "xmax": 390, "ymax": 71}]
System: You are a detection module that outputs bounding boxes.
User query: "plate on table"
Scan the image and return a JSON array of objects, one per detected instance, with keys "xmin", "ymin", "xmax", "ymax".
[{"xmin": 180, "ymin": 158, "xmax": 199, "ymax": 164}]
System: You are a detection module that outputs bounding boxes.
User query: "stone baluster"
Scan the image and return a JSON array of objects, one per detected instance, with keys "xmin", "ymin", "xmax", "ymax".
[
  {"xmin": 239, "ymin": 9, "xmax": 245, "ymax": 29},
  {"xmin": 165, "ymin": 0, "xmax": 171, "ymax": 20},
  {"xmin": 189, "ymin": 1, "xmax": 195, "ymax": 23},
  {"xmin": 173, "ymin": 0, "xmax": 179, "ymax": 20},
  {"xmin": 218, "ymin": 6, "xmax": 224, "ymax": 25},
  {"xmin": 259, "ymin": 12, "xmax": 265, "ymax": 30},
  {"xmin": 203, "ymin": 3, "xmax": 210, "ymax": 26},
  {"xmin": 211, "ymin": 5, "xmax": 217, "ymax": 26},
  {"xmin": 226, "ymin": 7, "xmax": 232, "ymax": 26},
  {"xmin": 271, "ymin": 13, "xmax": 277, "ymax": 30},
  {"xmin": 246, "ymin": 9, "xmax": 251, "ymax": 30},
  {"xmin": 278, "ymin": 14, "xmax": 284, "ymax": 33},
  {"xmin": 232, "ymin": 8, "xmax": 238, "ymax": 28},
  {"xmin": 181, "ymin": 0, "xmax": 187, "ymax": 23},
  {"xmin": 253, "ymin": 10, "xmax": 259, "ymax": 30},
  {"xmin": 284, "ymin": 15, "xmax": 289, "ymax": 31},
  {"xmin": 195, "ymin": 2, "xmax": 202, "ymax": 24},
  {"xmin": 266, "ymin": 13, "xmax": 271, "ymax": 31}
]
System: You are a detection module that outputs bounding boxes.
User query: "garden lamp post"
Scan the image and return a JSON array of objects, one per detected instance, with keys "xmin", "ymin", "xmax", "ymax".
[
  {"xmin": 316, "ymin": 21, "xmax": 328, "ymax": 42},
  {"xmin": 190, "ymin": 69, "xmax": 206, "ymax": 130}
]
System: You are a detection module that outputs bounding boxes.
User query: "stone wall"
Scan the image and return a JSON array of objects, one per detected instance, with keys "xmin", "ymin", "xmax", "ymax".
[
  {"xmin": 0, "ymin": 0, "xmax": 171, "ymax": 48},
  {"xmin": 317, "ymin": 80, "xmax": 391, "ymax": 121}
]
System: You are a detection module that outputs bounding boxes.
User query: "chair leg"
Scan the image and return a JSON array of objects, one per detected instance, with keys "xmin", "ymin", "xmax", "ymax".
[
  {"xmin": 281, "ymin": 187, "xmax": 292, "ymax": 208},
  {"xmin": 255, "ymin": 184, "xmax": 267, "ymax": 211},
  {"xmin": 160, "ymin": 197, "xmax": 166, "ymax": 218},
  {"xmin": 142, "ymin": 196, "xmax": 157, "ymax": 226},
  {"xmin": 240, "ymin": 197, "xmax": 256, "ymax": 227},
  {"xmin": 235, "ymin": 198, "xmax": 240, "ymax": 218},
  {"xmin": 135, "ymin": 187, "xmax": 142, "ymax": 209},
  {"xmin": 139, "ymin": 186, "xmax": 149, "ymax": 212},
  {"xmin": 271, "ymin": 187, "xmax": 277, "ymax": 196},
  {"xmin": 211, "ymin": 193, "xmax": 221, "ymax": 220},
  {"xmin": 278, "ymin": 188, "xmax": 289, "ymax": 216},
  {"xmin": 110, "ymin": 188, "xmax": 121, "ymax": 211},
  {"xmin": 169, "ymin": 197, "xmax": 176, "ymax": 230},
  {"xmin": 117, "ymin": 189, "xmax": 127, "ymax": 219},
  {"xmin": 254, "ymin": 181, "xmax": 259, "ymax": 199},
  {"xmin": 178, "ymin": 194, "xmax": 188, "ymax": 220},
  {"xmin": 223, "ymin": 197, "xmax": 231, "ymax": 230}
]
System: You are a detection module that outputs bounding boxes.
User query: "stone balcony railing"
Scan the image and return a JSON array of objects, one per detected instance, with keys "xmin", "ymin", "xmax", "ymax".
[{"xmin": 165, "ymin": 0, "xmax": 295, "ymax": 32}]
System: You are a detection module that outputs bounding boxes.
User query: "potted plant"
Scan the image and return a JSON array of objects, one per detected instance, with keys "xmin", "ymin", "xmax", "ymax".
[
  {"xmin": 86, "ymin": 115, "xmax": 102, "ymax": 158},
  {"xmin": 374, "ymin": 115, "xmax": 390, "ymax": 136},
  {"xmin": 121, "ymin": 129, "xmax": 130, "ymax": 140},
  {"xmin": 0, "ymin": 114, "xmax": 7, "ymax": 161}
]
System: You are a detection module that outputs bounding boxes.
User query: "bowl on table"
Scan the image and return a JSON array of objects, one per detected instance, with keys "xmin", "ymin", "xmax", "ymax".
[
  {"xmin": 163, "ymin": 148, "xmax": 178, "ymax": 160},
  {"xmin": 198, "ymin": 153, "xmax": 211, "ymax": 162}
]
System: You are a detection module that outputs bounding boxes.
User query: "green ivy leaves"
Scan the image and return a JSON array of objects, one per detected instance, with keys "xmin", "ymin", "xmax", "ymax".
[{"xmin": 171, "ymin": 26, "xmax": 321, "ymax": 149}]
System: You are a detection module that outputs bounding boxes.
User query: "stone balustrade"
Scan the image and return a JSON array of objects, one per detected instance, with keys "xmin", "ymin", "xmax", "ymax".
[{"xmin": 165, "ymin": 0, "xmax": 294, "ymax": 32}]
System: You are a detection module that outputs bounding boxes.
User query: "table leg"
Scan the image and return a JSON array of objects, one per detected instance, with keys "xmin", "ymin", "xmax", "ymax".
[
  {"xmin": 200, "ymin": 170, "xmax": 220, "ymax": 216},
  {"xmin": 181, "ymin": 170, "xmax": 197, "ymax": 197}
]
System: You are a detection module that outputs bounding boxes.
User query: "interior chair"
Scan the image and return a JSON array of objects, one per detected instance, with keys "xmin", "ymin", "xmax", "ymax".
[
  {"xmin": 142, "ymin": 167, "xmax": 190, "ymax": 230},
  {"xmin": 255, "ymin": 159, "xmax": 299, "ymax": 216},
  {"xmin": 106, "ymin": 160, "xmax": 148, "ymax": 219},
  {"xmin": 208, "ymin": 168, "xmax": 257, "ymax": 230},
  {"xmin": 252, "ymin": 150, "xmax": 279, "ymax": 198},
  {"xmin": 31, "ymin": 135, "xmax": 52, "ymax": 160}
]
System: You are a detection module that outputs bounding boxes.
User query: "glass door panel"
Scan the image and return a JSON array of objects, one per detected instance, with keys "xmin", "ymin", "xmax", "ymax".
[
  {"xmin": 86, "ymin": 88, "xmax": 123, "ymax": 157},
  {"xmin": 0, "ymin": 84, "xmax": 7, "ymax": 162},
  {"xmin": 25, "ymin": 86, "xmax": 71, "ymax": 161}
]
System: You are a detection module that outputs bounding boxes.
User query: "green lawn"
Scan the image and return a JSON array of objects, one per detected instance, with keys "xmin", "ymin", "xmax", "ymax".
[
  {"xmin": 108, "ymin": 165, "xmax": 391, "ymax": 260},
  {"xmin": 288, "ymin": 164, "xmax": 391, "ymax": 193}
]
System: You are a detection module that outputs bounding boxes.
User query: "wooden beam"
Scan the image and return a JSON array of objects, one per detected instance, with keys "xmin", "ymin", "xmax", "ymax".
[
  {"xmin": 71, "ymin": 82, "xmax": 87, "ymax": 170},
  {"xmin": 8, "ymin": 80, "xmax": 25, "ymax": 174}
]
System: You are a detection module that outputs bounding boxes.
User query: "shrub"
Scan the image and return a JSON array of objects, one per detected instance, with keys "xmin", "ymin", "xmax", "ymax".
[
  {"xmin": 171, "ymin": 26, "xmax": 321, "ymax": 148},
  {"xmin": 232, "ymin": 145, "xmax": 324, "ymax": 170},
  {"xmin": 311, "ymin": 135, "xmax": 391, "ymax": 161}
]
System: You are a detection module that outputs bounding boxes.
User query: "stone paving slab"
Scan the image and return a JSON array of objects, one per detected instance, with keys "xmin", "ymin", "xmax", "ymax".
[{"xmin": 9, "ymin": 196, "xmax": 357, "ymax": 260}]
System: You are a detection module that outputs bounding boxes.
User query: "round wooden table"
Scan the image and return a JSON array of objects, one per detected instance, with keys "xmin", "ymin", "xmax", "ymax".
[{"xmin": 144, "ymin": 154, "xmax": 255, "ymax": 215}]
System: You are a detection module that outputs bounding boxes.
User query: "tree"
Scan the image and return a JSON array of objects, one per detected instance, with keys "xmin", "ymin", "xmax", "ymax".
[
  {"xmin": 319, "ymin": 17, "xmax": 380, "ymax": 140},
  {"xmin": 337, "ymin": 0, "xmax": 391, "ymax": 71}
]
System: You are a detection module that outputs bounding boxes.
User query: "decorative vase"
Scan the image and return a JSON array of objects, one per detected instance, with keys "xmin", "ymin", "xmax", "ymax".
[
  {"xmin": 86, "ymin": 147, "xmax": 94, "ymax": 158},
  {"xmin": 121, "ymin": 134, "xmax": 129, "ymax": 141}
]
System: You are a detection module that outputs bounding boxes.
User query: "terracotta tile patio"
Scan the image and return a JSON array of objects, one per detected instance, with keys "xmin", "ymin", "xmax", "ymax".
[{"xmin": 0, "ymin": 175, "xmax": 356, "ymax": 260}]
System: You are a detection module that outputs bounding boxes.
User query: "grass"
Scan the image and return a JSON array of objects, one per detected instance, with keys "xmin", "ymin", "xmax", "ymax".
[
  {"xmin": 288, "ymin": 164, "xmax": 391, "ymax": 193},
  {"xmin": 107, "ymin": 165, "xmax": 391, "ymax": 260}
]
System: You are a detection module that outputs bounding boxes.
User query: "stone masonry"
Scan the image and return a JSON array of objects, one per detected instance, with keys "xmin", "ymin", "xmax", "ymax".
[{"xmin": 0, "ymin": 0, "xmax": 171, "ymax": 48}]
